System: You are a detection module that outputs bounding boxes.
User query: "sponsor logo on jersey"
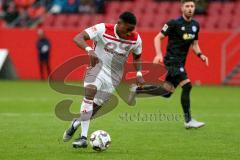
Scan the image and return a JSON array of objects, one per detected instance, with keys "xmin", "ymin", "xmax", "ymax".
[
  {"xmin": 104, "ymin": 43, "xmax": 126, "ymax": 57},
  {"xmin": 183, "ymin": 33, "xmax": 195, "ymax": 40}
]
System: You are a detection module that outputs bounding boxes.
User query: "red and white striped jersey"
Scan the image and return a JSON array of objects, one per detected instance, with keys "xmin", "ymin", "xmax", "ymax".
[{"xmin": 85, "ymin": 23, "xmax": 142, "ymax": 77}]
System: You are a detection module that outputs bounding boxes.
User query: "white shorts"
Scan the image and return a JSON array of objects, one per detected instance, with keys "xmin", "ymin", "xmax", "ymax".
[{"xmin": 84, "ymin": 65, "xmax": 120, "ymax": 106}]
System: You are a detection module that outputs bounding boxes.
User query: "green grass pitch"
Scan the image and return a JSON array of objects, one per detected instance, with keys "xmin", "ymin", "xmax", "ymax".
[{"xmin": 0, "ymin": 81, "xmax": 239, "ymax": 160}]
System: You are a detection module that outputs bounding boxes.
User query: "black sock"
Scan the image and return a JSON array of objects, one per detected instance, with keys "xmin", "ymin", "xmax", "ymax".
[
  {"xmin": 181, "ymin": 83, "xmax": 192, "ymax": 123},
  {"xmin": 136, "ymin": 85, "xmax": 171, "ymax": 97}
]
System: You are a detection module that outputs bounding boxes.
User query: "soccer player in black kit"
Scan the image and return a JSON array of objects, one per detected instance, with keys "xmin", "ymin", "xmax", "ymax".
[{"xmin": 128, "ymin": 0, "xmax": 209, "ymax": 129}]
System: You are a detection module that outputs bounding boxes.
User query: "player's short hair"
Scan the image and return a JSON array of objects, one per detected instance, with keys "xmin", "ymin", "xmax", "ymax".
[
  {"xmin": 181, "ymin": 0, "xmax": 196, "ymax": 4},
  {"xmin": 119, "ymin": 12, "xmax": 137, "ymax": 25}
]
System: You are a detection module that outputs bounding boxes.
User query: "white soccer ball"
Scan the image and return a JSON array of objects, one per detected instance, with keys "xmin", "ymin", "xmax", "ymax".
[{"xmin": 90, "ymin": 130, "xmax": 111, "ymax": 151}]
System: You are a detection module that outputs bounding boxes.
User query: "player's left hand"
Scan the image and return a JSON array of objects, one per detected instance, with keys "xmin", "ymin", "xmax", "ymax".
[
  {"xmin": 200, "ymin": 54, "xmax": 209, "ymax": 66},
  {"xmin": 89, "ymin": 50, "xmax": 99, "ymax": 67},
  {"xmin": 136, "ymin": 75, "xmax": 145, "ymax": 87},
  {"xmin": 153, "ymin": 55, "xmax": 163, "ymax": 64}
]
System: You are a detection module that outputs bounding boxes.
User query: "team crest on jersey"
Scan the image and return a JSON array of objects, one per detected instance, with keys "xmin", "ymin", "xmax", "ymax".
[
  {"xmin": 192, "ymin": 26, "xmax": 197, "ymax": 32},
  {"xmin": 180, "ymin": 67, "xmax": 184, "ymax": 72},
  {"xmin": 181, "ymin": 26, "xmax": 185, "ymax": 31}
]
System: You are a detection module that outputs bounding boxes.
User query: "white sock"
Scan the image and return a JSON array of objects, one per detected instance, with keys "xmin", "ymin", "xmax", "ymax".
[
  {"xmin": 80, "ymin": 98, "xmax": 93, "ymax": 138},
  {"xmin": 81, "ymin": 120, "xmax": 90, "ymax": 138}
]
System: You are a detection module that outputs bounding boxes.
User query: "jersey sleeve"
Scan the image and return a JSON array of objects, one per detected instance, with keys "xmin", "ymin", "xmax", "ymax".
[
  {"xmin": 132, "ymin": 35, "xmax": 142, "ymax": 56},
  {"xmin": 84, "ymin": 23, "xmax": 105, "ymax": 41},
  {"xmin": 161, "ymin": 20, "xmax": 175, "ymax": 36},
  {"xmin": 194, "ymin": 23, "xmax": 200, "ymax": 40}
]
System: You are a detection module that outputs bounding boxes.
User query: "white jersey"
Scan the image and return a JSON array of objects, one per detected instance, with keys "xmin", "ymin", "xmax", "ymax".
[{"xmin": 85, "ymin": 23, "xmax": 142, "ymax": 80}]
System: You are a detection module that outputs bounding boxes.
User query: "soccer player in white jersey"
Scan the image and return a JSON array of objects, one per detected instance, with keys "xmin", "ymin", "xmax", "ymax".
[{"xmin": 63, "ymin": 12, "xmax": 144, "ymax": 148}]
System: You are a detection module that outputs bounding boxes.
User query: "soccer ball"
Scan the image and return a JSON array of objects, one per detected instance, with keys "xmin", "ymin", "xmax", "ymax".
[{"xmin": 90, "ymin": 130, "xmax": 111, "ymax": 151}]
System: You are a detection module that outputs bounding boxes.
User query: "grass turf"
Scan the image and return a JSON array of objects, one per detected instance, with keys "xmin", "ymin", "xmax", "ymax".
[{"xmin": 0, "ymin": 81, "xmax": 239, "ymax": 160}]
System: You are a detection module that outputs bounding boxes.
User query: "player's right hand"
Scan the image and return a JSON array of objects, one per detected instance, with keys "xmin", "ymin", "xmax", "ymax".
[
  {"xmin": 88, "ymin": 50, "xmax": 99, "ymax": 67},
  {"xmin": 153, "ymin": 55, "xmax": 163, "ymax": 64},
  {"xmin": 200, "ymin": 54, "xmax": 209, "ymax": 66}
]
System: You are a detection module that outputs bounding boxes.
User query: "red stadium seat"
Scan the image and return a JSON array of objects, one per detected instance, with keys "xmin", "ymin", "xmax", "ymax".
[
  {"xmin": 194, "ymin": 15, "xmax": 203, "ymax": 21},
  {"xmin": 133, "ymin": 9, "xmax": 144, "ymax": 21},
  {"xmin": 208, "ymin": 2, "xmax": 222, "ymax": 10},
  {"xmin": 132, "ymin": 1, "xmax": 146, "ymax": 14},
  {"xmin": 234, "ymin": 2, "xmax": 240, "ymax": 15},
  {"xmin": 194, "ymin": 16, "xmax": 206, "ymax": 28},
  {"xmin": 221, "ymin": 2, "xmax": 234, "ymax": 15},
  {"xmin": 144, "ymin": 8, "xmax": 156, "ymax": 18},
  {"xmin": 152, "ymin": 17, "xmax": 168, "ymax": 30},
  {"xmin": 134, "ymin": 0, "xmax": 147, "ymax": 6},
  {"xmin": 42, "ymin": 14, "xmax": 55, "ymax": 28},
  {"xmin": 208, "ymin": 2, "xmax": 222, "ymax": 16},
  {"xmin": 217, "ymin": 16, "xmax": 232, "ymax": 30},
  {"xmin": 168, "ymin": 10, "xmax": 180, "ymax": 19},
  {"xmin": 230, "ymin": 15, "xmax": 240, "ymax": 29},
  {"xmin": 107, "ymin": 2, "xmax": 121, "ymax": 15},
  {"xmin": 120, "ymin": 2, "xmax": 134, "ymax": 12},
  {"xmin": 157, "ymin": 1, "xmax": 171, "ymax": 14},
  {"xmin": 53, "ymin": 14, "xmax": 68, "ymax": 28},
  {"xmin": 231, "ymin": 22, "xmax": 240, "ymax": 30},
  {"xmin": 105, "ymin": 11, "xmax": 120, "ymax": 23},
  {"xmin": 204, "ymin": 15, "xmax": 219, "ymax": 31},
  {"xmin": 216, "ymin": 4, "xmax": 235, "ymax": 30},
  {"xmin": 169, "ymin": 2, "xmax": 180, "ymax": 14},
  {"xmin": 37, "ymin": 0, "xmax": 240, "ymax": 31},
  {"xmin": 146, "ymin": 2, "xmax": 158, "ymax": 14},
  {"xmin": 138, "ymin": 15, "xmax": 154, "ymax": 28},
  {"xmin": 77, "ymin": 15, "xmax": 92, "ymax": 28},
  {"xmin": 66, "ymin": 14, "xmax": 80, "ymax": 28},
  {"xmin": 90, "ymin": 15, "xmax": 105, "ymax": 26}
]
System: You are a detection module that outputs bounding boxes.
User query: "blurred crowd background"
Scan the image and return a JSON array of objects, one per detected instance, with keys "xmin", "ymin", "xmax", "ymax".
[
  {"xmin": 0, "ymin": 0, "xmax": 239, "ymax": 30},
  {"xmin": 0, "ymin": 0, "xmax": 239, "ymax": 84}
]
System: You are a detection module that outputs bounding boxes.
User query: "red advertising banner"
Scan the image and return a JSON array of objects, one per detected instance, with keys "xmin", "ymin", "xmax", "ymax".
[{"xmin": 0, "ymin": 28, "xmax": 239, "ymax": 84}]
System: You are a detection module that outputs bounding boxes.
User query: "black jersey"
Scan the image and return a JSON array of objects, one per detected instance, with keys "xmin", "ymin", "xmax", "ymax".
[{"xmin": 161, "ymin": 16, "xmax": 200, "ymax": 67}]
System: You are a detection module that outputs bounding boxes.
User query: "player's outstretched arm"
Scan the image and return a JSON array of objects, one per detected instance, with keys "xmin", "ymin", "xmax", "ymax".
[
  {"xmin": 192, "ymin": 40, "xmax": 209, "ymax": 66},
  {"xmin": 73, "ymin": 31, "xmax": 91, "ymax": 50},
  {"xmin": 153, "ymin": 32, "xmax": 165, "ymax": 64},
  {"xmin": 73, "ymin": 31, "xmax": 99, "ymax": 67}
]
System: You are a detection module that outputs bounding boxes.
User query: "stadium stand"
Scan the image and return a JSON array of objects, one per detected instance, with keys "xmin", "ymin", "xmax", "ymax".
[{"xmin": 0, "ymin": 0, "xmax": 239, "ymax": 30}]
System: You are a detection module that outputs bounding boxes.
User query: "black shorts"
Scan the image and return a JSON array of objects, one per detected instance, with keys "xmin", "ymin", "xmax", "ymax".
[{"xmin": 165, "ymin": 66, "xmax": 188, "ymax": 88}]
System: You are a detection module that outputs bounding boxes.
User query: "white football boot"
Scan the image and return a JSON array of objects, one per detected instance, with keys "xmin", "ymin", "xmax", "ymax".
[
  {"xmin": 184, "ymin": 119, "xmax": 205, "ymax": 129},
  {"xmin": 72, "ymin": 136, "xmax": 88, "ymax": 148}
]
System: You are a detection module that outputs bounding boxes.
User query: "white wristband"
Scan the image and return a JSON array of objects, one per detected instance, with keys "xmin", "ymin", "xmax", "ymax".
[
  {"xmin": 85, "ymin": 46, "xmax": 93, "ymax": 53},
  {"xmin": 136, "ymin": 71, "xmax": 143, "ymax": 77}
]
